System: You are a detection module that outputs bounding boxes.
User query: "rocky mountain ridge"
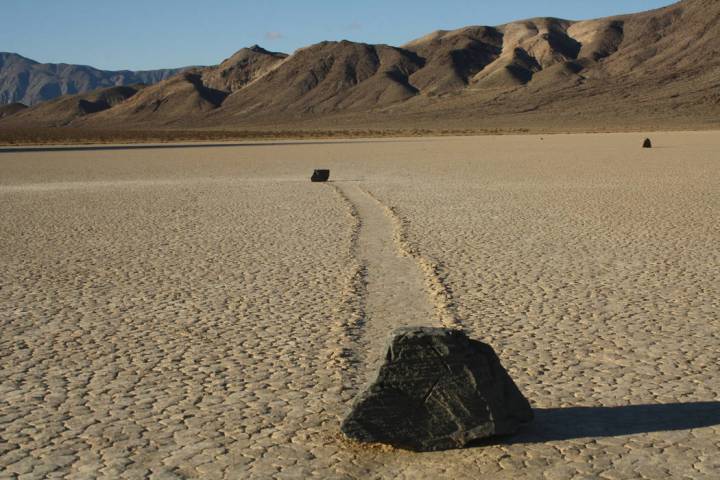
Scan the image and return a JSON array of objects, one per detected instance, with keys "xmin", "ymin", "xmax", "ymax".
[
  {"xmin": 3, "ymin": 0, "xmax": 718, "ymax": 131},
  {"xmin": 0, "ymin": 52, "xmax": 186, "ymax": 106}
]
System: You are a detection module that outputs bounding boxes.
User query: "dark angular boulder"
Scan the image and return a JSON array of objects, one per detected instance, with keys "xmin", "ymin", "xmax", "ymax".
[
  {"xmin": 341, "ymin": 327, "xmax": 533, "ymax": 452},
  {"xmin": 643, "ymin": 138, "xmax": 652, "ymax": 148},
  {"xmin": 311, "ymin": 169, "xmax": 330, "ymax": 182}
]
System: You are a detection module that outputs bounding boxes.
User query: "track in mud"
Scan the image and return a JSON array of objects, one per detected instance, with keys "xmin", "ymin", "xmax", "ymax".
[{"xmin": 330, "ymin": 184, "xmax": 460, "ymax": 389}]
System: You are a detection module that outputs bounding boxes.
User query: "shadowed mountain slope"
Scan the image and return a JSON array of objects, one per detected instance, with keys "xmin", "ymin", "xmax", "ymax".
[
  {"xmin": 404, "ymin": 27, "xmax": 504, "ymax": 94},
  {"xmin": 6, "ymin": 86, "xmax": 143, "ymax": 126},
  {"xmin": 200, "ymin": 45, "xmax": 289, "ymax": 93},
  {"xmin": 0, "ymin": 103, "xmax": 27, "ymax": 119},
  {"xmin": 215, "ymin": 41, "xmax": 424, "ymax": 118},
  {"xmin": 71, "ymin": 46, "xmax": 287, "ymax": 127}
]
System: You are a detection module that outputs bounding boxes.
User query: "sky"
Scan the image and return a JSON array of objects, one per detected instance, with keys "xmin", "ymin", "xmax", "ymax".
[{"xmin": 1, "ymin": 0, "xmax": 675, "ymax": 71}]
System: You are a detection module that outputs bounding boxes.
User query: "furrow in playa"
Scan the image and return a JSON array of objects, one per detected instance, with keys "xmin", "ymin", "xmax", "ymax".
[
  {"xmin": 333, "ymin": 183, "xmax": 460, "ymax": 388},
  {"xmin": 363, "ymin": 188, "xmax": 463, "ymax": 330},
  {"xmin": 324, "ymin": 183, "xmax": 367, "ymax": 399}
]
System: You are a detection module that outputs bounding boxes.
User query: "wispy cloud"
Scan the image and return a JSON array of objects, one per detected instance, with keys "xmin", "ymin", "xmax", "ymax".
[
  {"xmin": 347, "ymin": 21, "xmax": 362, "ymax": 31},
  {"xmin": 264, "ymin": 31, "xmax": 285, "ymax": 41}
]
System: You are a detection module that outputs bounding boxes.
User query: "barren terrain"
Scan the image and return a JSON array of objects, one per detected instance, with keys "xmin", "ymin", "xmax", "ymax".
[{"xmin": 1, "ymin": 132, "xmax": 719, "ymax": 478}]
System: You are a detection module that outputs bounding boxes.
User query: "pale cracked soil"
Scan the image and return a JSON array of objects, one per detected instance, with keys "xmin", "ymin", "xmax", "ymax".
[{"xmin": 1, "ymin": 132, "xmax": 719, "ymax": 479}]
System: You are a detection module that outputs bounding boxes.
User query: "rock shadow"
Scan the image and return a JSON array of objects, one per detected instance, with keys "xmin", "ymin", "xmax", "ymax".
[{"xmin": 473, "ymin": 401, "xmax": 720, "ymax": 446}]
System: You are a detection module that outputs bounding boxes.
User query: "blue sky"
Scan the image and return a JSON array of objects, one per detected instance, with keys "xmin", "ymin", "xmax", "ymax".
[{"xmin": 2, "ymin": 0, "xmax": 674, "ymax": 71}]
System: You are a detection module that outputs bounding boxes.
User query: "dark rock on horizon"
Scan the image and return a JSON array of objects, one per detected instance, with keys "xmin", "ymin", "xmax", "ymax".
[
  {"xmin": 311, "ymin": 169, "xmax": 330, "ymax": 182},
  {"xmin": 341, "ymin": 327, "xmax": 533, "ymax": 452}
]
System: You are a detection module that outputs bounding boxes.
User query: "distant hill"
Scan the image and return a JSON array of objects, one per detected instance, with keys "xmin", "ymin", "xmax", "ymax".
[
  {"xmin": 0, "ymin": 102, "xmax": 27, "ymax": 119},
  {"xmin": 0, "ymin": 52, "xmax": 186, "ymax": 106},
  {"xmin": 3, "ymin": 0, "xmax": 719, "ymax": 132},
  {"xmin": 3, "ymin": 85, "xmax": 146, "ymax": 126}
]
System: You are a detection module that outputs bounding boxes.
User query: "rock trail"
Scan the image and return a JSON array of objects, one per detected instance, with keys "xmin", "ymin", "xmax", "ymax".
[{"xmin": 333, "ymin": 183, "xmax": 453, "ymax": 387}]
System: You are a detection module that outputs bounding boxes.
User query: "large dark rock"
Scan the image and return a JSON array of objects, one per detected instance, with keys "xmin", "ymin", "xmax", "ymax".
[{"xmin": 341, "ymin": 327, "xmax": 533, "ymax": 452}]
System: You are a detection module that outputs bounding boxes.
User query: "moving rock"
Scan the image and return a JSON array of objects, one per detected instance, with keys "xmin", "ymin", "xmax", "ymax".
[
  {"xmin": 341, "ymin": 327, "xmax": 533, "ymax": 452},
  {"xmin": 643, "ymin": 138, "xmax": 652, "ymax": 148},
  {"xmin": 311, "ymin": 169, "xmax": 330, "ymax": 182}
]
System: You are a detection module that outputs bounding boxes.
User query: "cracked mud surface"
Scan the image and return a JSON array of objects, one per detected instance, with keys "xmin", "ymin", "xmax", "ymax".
[{"xmin": 1, "ymin": 132, "xmax": 719, "ymax": 478}]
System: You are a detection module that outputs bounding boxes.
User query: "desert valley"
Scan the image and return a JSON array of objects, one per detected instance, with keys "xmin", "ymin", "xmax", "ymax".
[{"xmin": 1, "ymin": 1, "xmax": 719, "ymax": 479}]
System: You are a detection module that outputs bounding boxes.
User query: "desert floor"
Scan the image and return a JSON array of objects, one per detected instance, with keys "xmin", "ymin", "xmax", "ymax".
[{"xmin": 1, "ymin": 132, "xmax": 719, "ymax": 479}]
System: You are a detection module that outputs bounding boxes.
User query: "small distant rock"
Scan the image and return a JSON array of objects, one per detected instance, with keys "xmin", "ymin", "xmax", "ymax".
[
  {"xmin": 341, "ymin": 327, "xmax": 533, "ymax": 452},
  {"xmin": 311, "ymin": 169, "xmax": 330, "ymax": 182},
  {"xmin": 643, "ymin": 138, "xmax": 652, "ymax": 148}
]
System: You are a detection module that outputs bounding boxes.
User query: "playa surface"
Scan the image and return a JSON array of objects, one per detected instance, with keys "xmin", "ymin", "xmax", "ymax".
[{"xmin": 1, "ymin": 132, "xmax": 719, "ymax": 479}]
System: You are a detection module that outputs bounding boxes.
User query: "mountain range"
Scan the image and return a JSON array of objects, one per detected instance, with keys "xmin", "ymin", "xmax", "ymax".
[
  {"xmin": 2, "ymin": 0, "xmax": 719, "ymax": 132},
  {"xmin": 0, "ymin": 52, "xmax": 186, "ymax": 106}
]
